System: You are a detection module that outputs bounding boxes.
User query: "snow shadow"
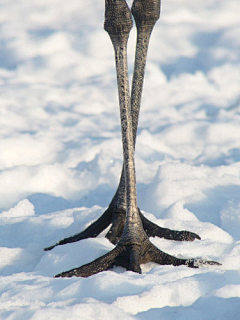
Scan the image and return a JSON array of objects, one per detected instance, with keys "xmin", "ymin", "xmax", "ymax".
[
  {"xmin": 27, "ymin": 184, "xmax": 113, "ymax": 215},
  {"xmin": 136, "ymin": 296, "xmax": 240, "ymax": 320},
  {"xmin": 194, "ymin": 148, "xmax": 240, "ymax": 167},
  {"xmin": 185, "ymin": 184, "xmax": 240, "ymax": 231},
  {"xmin": 0, "ymin": 41, "xmax": 18, "ymax": 69},
  {"xmin": 161, "ymin": 30, "xmax": 224, "ymax": 79},
  {"xmin": 27, "ymin": 193, "xmax": 79, "ymax": 215}
]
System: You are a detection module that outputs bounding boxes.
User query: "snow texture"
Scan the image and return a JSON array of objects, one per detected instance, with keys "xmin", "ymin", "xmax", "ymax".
[{"xmin": 0, "ymin": 0, "xmax": 240, "ymax": 319}]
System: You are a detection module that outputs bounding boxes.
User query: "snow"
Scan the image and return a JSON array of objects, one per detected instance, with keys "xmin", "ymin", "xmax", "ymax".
[{"xmin": 0, "ymin": 0, "xmax": 240, "ymax": 319}]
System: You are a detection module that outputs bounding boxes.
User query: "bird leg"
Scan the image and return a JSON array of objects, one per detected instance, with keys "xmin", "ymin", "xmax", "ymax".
[
  {"xmin": 105, "ymin": 0, "xmax": 200, "ymax": 243},
  {"xmin": 44, "ymin": 0, "xmax": 199, "ymax": 252},
  {"xmin": 53, "ymin": 0, "xmax": 220, "ymax": 278}
]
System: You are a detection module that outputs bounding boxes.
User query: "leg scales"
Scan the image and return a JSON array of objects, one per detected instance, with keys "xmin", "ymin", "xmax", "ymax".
[
  {"xmin": 44, "ymin": 207, "xmax": 200, "ymax": 251},
  {"xmin": 55, "ymin": 236, "xmax": 220, "ymax": 278}
]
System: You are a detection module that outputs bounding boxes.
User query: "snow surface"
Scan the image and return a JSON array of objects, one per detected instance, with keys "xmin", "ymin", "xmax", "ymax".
[{"xmin": 1, "ymin": 0, "xmax": 240, "ymax": 319}]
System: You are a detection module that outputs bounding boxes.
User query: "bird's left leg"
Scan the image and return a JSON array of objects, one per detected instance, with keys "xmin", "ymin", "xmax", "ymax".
[
  {"xmin": 55, "ymin": 0, "xmax": 220, "ymax": 278},
  {"xmin": 105, "ymin": 0, "xmax": 200, "ymax": 243},
  {"xmin": 44, "ymin": 0, "xmax": 200, "ymax": 252}
]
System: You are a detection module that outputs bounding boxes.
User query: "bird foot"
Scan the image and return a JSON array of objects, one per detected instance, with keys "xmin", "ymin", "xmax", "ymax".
[
  {"xmin": 138, "ymin": 209, "xmax": 201, "ymax": 242},
  {"xmin": 54, "ymin": 238, "xmax": 220, "ymax": 278},
  {"xmin": 44, "ymin": 206, "xmax": 200, "ymax": 251}
]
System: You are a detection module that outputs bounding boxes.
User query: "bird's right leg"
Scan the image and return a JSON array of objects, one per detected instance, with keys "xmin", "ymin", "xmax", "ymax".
[
  {"xmin": 106, "ymin": 0, "xmax": 200, "ymax": 244},
  {"xmin": 53, "ymin": 0, "xmax": 220, "ymax": 277},
  {"xmin": 44, "ymin": 0, "xmax": 199, "ymax": 252}
]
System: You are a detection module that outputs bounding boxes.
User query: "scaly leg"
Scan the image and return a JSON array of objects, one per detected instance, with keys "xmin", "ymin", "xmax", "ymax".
[
  {"xmin": 44, "ymin": 0, "xmax": 199, "ymax": 252},
  {"xmin": 105, "ymin": 0, "xmax": 200, "ymax": 243},
  {"xmin": 54, "ymin": 0, "xmax": 220, "ymax": 277}
]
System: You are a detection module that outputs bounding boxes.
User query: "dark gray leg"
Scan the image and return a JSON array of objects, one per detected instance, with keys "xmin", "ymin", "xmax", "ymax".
[
  {"xmin": 105, "ymin": 0, "xmax": 200, "ymax": 243},
  {"xmin": 44, "ymin": 0, "xmax": 200, "ymax": 252},
  {"xmin": 54, "ymin": 0, "xmax": 220, "ymax": 278}
]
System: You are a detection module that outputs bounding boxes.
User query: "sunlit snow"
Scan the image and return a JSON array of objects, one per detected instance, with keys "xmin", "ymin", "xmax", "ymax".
[{"xmin": 0, "ymin": 0, "xmax": 240, "ymax": 319}]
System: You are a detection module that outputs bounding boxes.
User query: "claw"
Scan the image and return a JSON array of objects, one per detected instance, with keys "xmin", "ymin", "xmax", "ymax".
[
  {"xmin": 178, "ymin": 231, "xmax": 201, "ymax": 241},
  {"xmin": 186, "ymin": 258, "xmax": 222, "ymax": 268},
  {"xmin": 44, "ymin": 244, "xmax": 56, "ymax": 251}
]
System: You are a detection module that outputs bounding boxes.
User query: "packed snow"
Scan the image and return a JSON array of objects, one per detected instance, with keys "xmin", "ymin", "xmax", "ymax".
[{"xmin": 0, "ymin": 0, "xmax": 240, "ymax": 319}]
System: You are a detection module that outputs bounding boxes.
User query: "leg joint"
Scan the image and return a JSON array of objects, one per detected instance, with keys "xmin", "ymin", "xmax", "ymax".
[
  {"xmin": 104, "ymin": 0, "xmax": 133, "ymax": 37},
  {"xmin": 131, "ymin": 0, "xmax": 161, "ymax": 30}
]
